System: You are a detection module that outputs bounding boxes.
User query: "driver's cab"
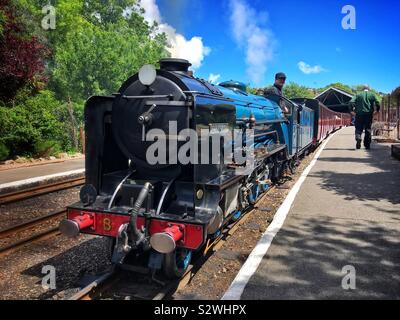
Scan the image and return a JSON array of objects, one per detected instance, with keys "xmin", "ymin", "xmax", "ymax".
[
  {"xmin": 263, "ymin": 92, "xmax": 304, "ymax": 157},
  {"xmin": 263, "ymin": 93, "xmax": 301, "ymax": 119}
]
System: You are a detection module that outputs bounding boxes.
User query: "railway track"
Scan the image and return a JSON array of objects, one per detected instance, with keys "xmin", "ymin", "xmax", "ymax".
[
  {"xmin": 68, "ymin": 187, "xmax": 273, "ymax": 300},
  {"xmin": 0, "ymin": 209, "xmax": 66, "ymax": 258},
  {"xmin": 0, "ymin": 177, "xmax": 85, "ymax": 204}
]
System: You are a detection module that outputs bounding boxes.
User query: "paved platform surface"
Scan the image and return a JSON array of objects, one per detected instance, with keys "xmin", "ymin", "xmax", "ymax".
[
  {"xmin": 0, "ymin": 158, "xmax": 84, "ymax": 185},
  {"xmin": 241, "ymin": 127, "xmax": 400, "ymax": 299}
]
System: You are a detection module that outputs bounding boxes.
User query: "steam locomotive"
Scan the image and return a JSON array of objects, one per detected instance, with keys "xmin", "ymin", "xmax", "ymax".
[{"xmin": 59, "ymin": 58, "xmax": 350, "ymax": 278}]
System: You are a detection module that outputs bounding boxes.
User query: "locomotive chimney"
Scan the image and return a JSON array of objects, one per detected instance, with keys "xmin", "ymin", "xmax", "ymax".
[{"xmin": 159, "ymin": 58, "xmax": 192, "ymax": 75}]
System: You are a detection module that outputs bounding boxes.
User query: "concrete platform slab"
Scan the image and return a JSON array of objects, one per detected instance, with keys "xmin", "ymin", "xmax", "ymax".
[
  {"xmin": 0, "ymin": 158, "xmax": 84, "ymax": 185},
  {"xmin": 226, "ymin": 127, "xmax": 400, "ymax": 299}
]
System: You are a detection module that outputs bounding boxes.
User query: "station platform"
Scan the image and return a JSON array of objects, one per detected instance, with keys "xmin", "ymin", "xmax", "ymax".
[
  {"xmin": 0, "ymin": 158, "xmax": 84, "ymax": 185},
  {"xmin": 223, "ymin": 127, "xmax": 400, "ymax": 299},
  {"xmin": 0, "ymin": 158, "xmax": 84, "ymax": 194}
]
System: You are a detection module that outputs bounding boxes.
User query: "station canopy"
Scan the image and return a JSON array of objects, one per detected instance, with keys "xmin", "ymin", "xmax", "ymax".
[{"xmin": 315, "ymin": 87, "xmax": 353, "ymax": 113}]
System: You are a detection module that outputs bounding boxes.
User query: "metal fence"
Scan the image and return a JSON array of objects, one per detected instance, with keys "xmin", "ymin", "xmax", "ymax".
[{"xmin": 376, "ymin": 87, "xmax": 400, "ymax": 140}]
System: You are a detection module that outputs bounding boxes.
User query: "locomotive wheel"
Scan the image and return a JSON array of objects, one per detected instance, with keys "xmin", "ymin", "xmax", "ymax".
[
  {"xmin": 248, "ymin": 184, "xmax": 260, "ymax": 204},
  {"xmin": 163, "ymin": 248, "xmax": 192, "ymax": 279},
  {"xmin": 289, "ymin": 160, "xmax": 297, "ymax": 174}
]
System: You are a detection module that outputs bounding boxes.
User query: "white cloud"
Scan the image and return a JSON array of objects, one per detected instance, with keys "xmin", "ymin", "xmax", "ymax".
[
  {"xmin": 228, "ymin": 0, "xmax": 275, "ymax": 85},
  {"xmin": 298, "ymin": 61, "xmax": 326, "ymax": 74},
  {"xmin": 140, "ymin": 0, "xmax": 210, "ymax": 69},
  {"xmin": 208, "ymin": 73, "xmax": 221, "ymax": 84},
  {"xmin": 140, "ymin": 0, "xmax": 162, "ymax": 23}
]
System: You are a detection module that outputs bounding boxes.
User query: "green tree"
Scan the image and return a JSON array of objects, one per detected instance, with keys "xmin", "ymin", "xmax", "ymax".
[
  {"xmin": 19, "ymin": 0, "xmax": 169, "ymax": 101},
  {"xmin": 283, "ymin": 82, "xmax": 314, "ymax": 99},
  {"xmin": 0, "ymin": 90, "xmax": 65, "ymax": 157},
  {"xmin": 246, "ymin": 86, "xmax": 260, "ymax": 95},
  {"xmin": 0, "ymin": 10, "xmax": 5, "ymax": 37},
  {"xmin": 52, "ymin": 24, "xmax": 167, "ymax": 101},
  {"xmin": 318, "ymin": 82, "xmax": 354, "ymax": 95},
  {"xmin": 0, "ymin": 0, "xmax": 170, "ymax": 159}
]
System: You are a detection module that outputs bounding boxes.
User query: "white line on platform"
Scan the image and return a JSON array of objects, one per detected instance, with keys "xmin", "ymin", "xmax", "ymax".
[
  {"xmin": 221, "ymin": 131, "xmax": 338, "ymax": 300},
  {"xmin": 0, "ymin": 169, "xmax": 85, "ymax": 190}
]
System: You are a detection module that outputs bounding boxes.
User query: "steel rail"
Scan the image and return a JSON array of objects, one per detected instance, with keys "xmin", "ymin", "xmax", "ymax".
[
  {"xmin": 0, "ymin": 209, "xmax": 66, "ymax": 258},
  {"xmin": 68, "ymin": 187, "xmax": 276, "ymax": 301},
  {"xmin": 0, "ymin": 177, "xmax": 85, "ymax": 204},
  {"xmin": 0, "ymin": 209, "xmax": 66, "ymax": 239}
]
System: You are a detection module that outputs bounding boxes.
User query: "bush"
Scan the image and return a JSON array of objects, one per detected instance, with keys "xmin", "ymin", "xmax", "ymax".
[
  {"xmin": 0, "ymin": 90, "xmax": 68, "ymax": 158},
  {"xmin": 34, "ymin": 140, "xmax": 61, "ymax": 157},
  {"xmin": 0, "ymin": 105, "xmax": 40, "ymax": 157},
  {"xmin": 0, "ymin": 143, "xmax": 9, "ymax": 161},
  {"xmin": 0, "ymin": 89, "xmax": 85, "ymax": 159},
  {"xmin": 53, "ymin": 100, "xmax": 85, "ymax": 152}
]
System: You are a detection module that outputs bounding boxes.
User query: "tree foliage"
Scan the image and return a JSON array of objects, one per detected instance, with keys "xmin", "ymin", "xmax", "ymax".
[
  {"xmin": 0, "ymin": 90, "xmax": 65, "ymax": 157},
  {"xmin": 52, "ymin": 22, "xmax": 167, "ymax": 101},
  {"xmin": 0, "ymin": 0, "xmax": 169, "ymax": 160},
  {"xmin": 0, "ymin": 0, "xmax": 49, "ymax": 101},
  {"xmin": 283, "ymin": 82, "xmax": 314, "ymax": 99},
  {"xmin": 0, "ymin": 9, "xmax": 5, "ymax": 37},
  {"xmin": 20, "ymin": 0, "xmax": 169, "ymax": 101},
  {"xmin": 317, "ymin": 82, "xmax": 353, "ymax": 95}
]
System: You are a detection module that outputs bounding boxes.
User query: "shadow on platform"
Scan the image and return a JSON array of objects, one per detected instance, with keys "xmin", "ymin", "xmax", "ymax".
[
  {"xmin": 311, "ymin": 143, "xmax": 400, "ymax": 205},
  {"xmin": 244, "ymin": 215, "xmax": 400, "ymax": 299}
]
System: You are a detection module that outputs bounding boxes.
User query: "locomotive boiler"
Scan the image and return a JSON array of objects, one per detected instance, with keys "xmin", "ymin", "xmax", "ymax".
[{"xmin": 59, "ymin": 58, "xmax": 319, "ymax": 278}]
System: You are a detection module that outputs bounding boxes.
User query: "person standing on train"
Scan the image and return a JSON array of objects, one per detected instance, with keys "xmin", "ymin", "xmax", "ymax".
[
  {"xmin": 263, "ymin": 72, "xmax": 289, "ymax": 113},
  {"xmin": 263, "ymin": 72, "xmax": 287, "ymax": 97},
  {"xmin": 349, "ymin": 85, "xmax": 380, "ymax": 149}
]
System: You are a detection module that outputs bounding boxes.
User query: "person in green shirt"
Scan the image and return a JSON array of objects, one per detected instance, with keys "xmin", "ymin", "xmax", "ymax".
[{"xmin": 349, "ymin": 85, "xmax": 380, "ymax": 149}]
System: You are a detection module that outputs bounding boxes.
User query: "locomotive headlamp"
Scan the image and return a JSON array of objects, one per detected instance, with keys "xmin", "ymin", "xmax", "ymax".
[
  {"xmin": 196, "ymin": 188, "xmax": 204, "ymax": 200},
  {"xmin": 138, "ymin": 64, "xmax": 157, "ymax": 86}
]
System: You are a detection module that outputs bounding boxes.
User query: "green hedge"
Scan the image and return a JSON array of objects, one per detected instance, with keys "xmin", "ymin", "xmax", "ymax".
[
  {"xmin": 0, "ymin": 90, "xmax": 82, "ymax": 159},
  {"xmin": 0, "ymin": 142, "xmax": 9, "ymax": 161}
]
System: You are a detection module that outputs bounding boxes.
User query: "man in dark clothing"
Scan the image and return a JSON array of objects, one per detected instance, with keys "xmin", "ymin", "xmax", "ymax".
[
  {"xmin": 263, "ymin": 72, "xmax": 286, "ymax": 97},
  {"xmin": 349, "ymin": 85, "xmax": 380, "ymax": 149},
  {"xmin": 263, "ymin": 72, "xmax": 289, "ymax": 113}
]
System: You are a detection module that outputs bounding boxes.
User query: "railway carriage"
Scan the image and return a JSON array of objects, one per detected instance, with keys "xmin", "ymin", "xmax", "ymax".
[
  {"xmin": 60, "ymin": 59, "xmax": 350, "ymax": 278},
  {"xmin": 292, "ymin": 98, "xmax": 351, "ymax": 145}
]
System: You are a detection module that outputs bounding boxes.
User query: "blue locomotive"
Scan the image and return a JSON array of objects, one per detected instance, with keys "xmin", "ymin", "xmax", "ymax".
[{"xmin": 59, "ymin": 58, "xmax": 339, "ymax": 278}]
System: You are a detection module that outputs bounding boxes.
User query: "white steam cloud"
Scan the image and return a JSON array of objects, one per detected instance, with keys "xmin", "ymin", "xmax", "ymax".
[
  {"xmin": 140, "ymin": 0, "xmax": 210, "ymax": 69},
  {"xmin": 208, "ymin": 73, "xmax": 221, "ymax": 84},
  {"xmin": 228, "ymin": 0, "xmax": 275, "ymax": 84}
]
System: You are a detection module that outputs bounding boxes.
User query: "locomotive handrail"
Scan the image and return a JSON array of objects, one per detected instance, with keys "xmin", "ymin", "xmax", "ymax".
[
  {"xmin": 184, "ymin": 91, "xmax": 235, "ymax": 102},
  {"xmin": 253, "ymin": 130, "xmax": 279, "ymax": 139},
  {"xmin": 107, "ymin": 170, "xmax": 136, "ymax": 210},
  {"xmin": 145, "ymin": 101, "xmax": 192, "ymax": 106},
  {"xmin": 156, "ymin": 178, "xmax": 177, "ymax": 216},
  {"xmin": 122, "ymin": 94, "xmax": 175, "ymax": 100},
  {"xmin": 185, "ymin": 91, "xmax": 285, "ymax": 110}
]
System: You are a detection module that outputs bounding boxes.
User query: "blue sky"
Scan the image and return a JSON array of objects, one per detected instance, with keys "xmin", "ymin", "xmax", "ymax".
[{"xmin": 155, "ymin": 0, "xmax": 400, "ymax": 93}]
